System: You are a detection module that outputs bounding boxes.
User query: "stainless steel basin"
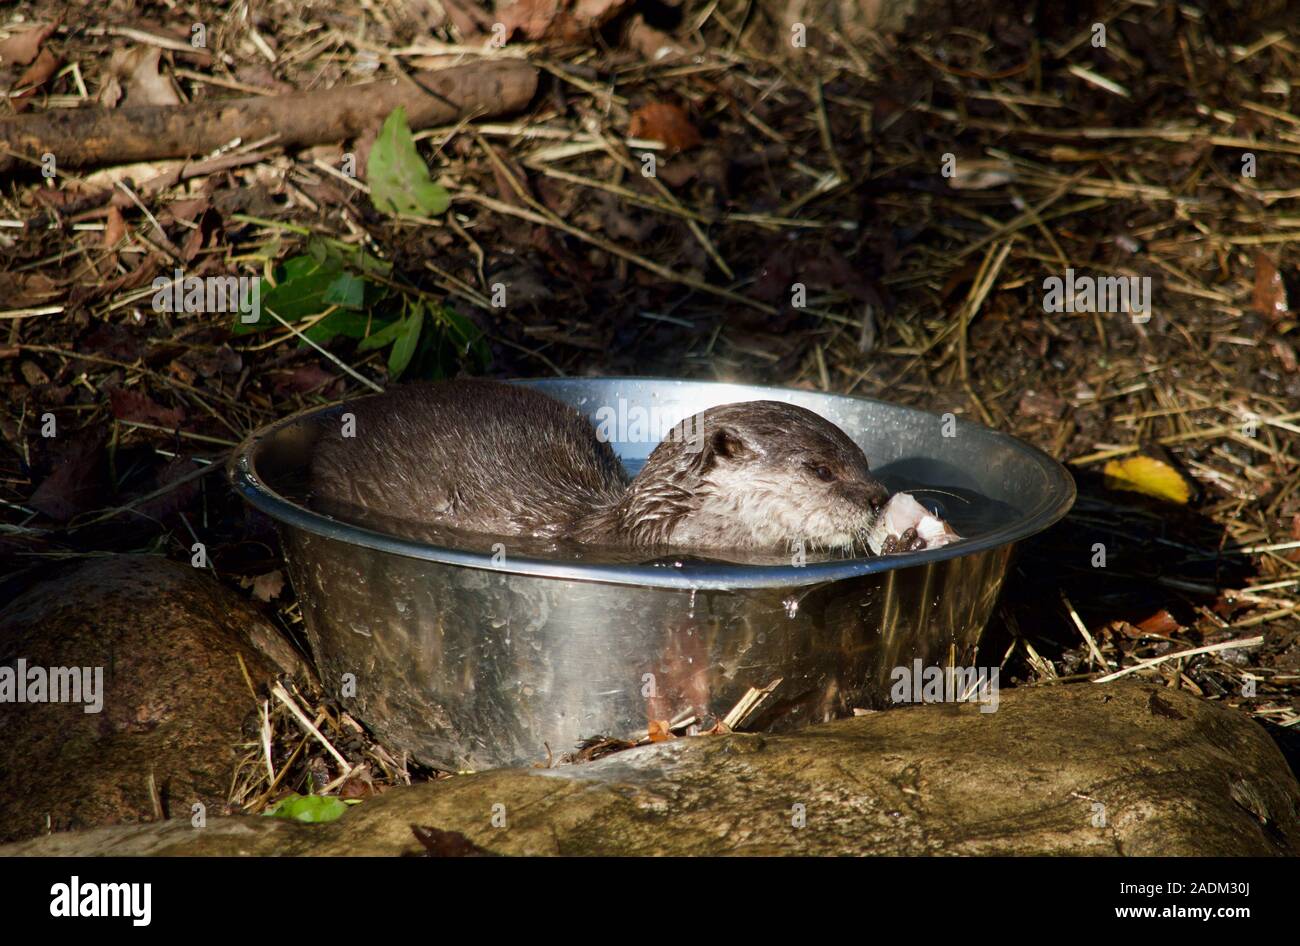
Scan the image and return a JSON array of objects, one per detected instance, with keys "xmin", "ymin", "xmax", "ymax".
[{"xmin": 228, "ymin": 378, "xmax": 1075, "ymax": 770}]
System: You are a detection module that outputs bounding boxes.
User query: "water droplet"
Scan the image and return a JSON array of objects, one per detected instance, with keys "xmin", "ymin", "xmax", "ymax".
[{"xmin": 783, "ymin": 596, "xmax": 800, "ymax": 618}]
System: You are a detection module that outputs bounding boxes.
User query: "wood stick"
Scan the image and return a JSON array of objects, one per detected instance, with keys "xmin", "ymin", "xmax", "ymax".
[
  {"xmin": 0, "ymin": 61, "xmax": 538, "ymax": 173},
  {"xmin": 1091, "ymin": 636, "xmax": 1264, "ymax": 684}
]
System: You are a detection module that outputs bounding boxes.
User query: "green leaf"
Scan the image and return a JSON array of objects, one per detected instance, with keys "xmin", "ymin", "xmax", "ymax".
[
  {"xmin": 225, "ymin": 239, "xmax": 487, "ymax": 379},
  {"xmin": 442, "ymin": 307, "xmax": 489, "ymax": 362},
  {"xmin": 263, "ymin": 793, "xmax": 351, "ymax": 824},
  {"xmin": 301, "ymin": 310, "xmax": 377, "ymax": 345},
  {"xmin": 230, "ymin": 278, "xmax": 274, "ymax": 335},
  {"xmin": 323, "ymin": 272, "xmax": 366, "ymax": 309},
  {"xmin": 368, "ymin": 107, "xmax": 451, "ymax": 217},
  {"xmin": 388, "ymin": 303, "xmax": 425, "ymax": 379},
  {"xmin": 356, "ymin": 316, "xmax": 406, "ymax": 352},
  {"xmin": 356, "ymin": 250, "xmax": 393, "ymax": 278},
  {"xmin": 230, "ymin": 275, "xmax": 275, "ymax": 335},
  {"xmin": 283, "ymin": 253, "xmax": 331, "ymax": 281},
  {"xmin": 232, "ymin": 253, "xmax": 369, "ymax": 336},
  {"xmin": 306, "ymin": 237, "xmax": 331, "ymax": 266},
  {"xmin": 239, "ymin": 257, "xmax": 343, "ymax": 332},
  {"xmin": 305, "ymin": 236, "xmax": 390, "ymax": 274}
]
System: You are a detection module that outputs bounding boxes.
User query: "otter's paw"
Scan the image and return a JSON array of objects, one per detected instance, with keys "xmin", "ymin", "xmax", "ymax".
[
  {"xmin": 866, "ymin": 492, "xmax": 960, "ymax": 555},
  {"xmin": 880, "ymin": 527, "xmax": 927, "ymax": 554}
]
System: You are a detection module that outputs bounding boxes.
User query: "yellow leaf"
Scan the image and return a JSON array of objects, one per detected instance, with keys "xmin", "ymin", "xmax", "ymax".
[{"xmin": 1103, "ymin": 455, "xmax": 1193, "ymax": 505}]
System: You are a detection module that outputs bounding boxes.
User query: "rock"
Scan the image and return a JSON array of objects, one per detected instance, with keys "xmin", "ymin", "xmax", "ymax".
[
  {"xmin": 4, "ymin": 682, "xmax": 1296, "ymax": 855},
  {"xmin": 0, "ymin": 555, "xmax": 302, "ymax": 843}
]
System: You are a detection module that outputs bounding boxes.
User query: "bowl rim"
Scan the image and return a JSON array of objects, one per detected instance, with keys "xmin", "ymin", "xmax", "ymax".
[{"xmin": 227, "ymin": 377, "xmax": 1076, "ymax": 590}]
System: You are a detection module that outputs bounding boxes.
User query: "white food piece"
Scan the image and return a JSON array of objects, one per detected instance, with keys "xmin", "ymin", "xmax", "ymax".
[{"xmin": 866, "ymin": 492, "xmax": 961, "ymax": 555}]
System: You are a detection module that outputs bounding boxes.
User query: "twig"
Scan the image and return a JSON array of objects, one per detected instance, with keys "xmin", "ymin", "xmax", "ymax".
[
  {"xmin": 1093, "ymin": 636, "xmax": 1265, "ymax": 684},
  {"xmin": 270, "ymin": 681, "xmax": 354, "ymax": 776}
]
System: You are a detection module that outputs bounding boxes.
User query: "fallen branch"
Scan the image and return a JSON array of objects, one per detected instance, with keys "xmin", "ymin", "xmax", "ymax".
[{"xmin": 0, "ymin": 60, "xmax": 538, "ymax": 173}]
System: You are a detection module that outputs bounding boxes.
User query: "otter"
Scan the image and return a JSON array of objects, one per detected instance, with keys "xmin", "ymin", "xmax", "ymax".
[{"xmin": 309, "ymin": 380, "xmax": 893, "ymax": 553}]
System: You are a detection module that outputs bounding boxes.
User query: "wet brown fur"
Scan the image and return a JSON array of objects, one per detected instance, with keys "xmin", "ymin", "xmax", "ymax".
[{"xmin": 310, "ymin": 381, "xmax": 888, "ymax": 551}]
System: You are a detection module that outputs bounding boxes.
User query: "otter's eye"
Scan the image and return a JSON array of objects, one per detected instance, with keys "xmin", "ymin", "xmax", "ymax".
[{"xmin": 809, "ymin": 464, "xmax": 836, "ymax": 482}]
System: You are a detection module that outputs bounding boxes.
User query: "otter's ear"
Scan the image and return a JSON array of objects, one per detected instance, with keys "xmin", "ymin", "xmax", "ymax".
[{"xmin": 693, "ymin": 426, "xmax": 751, "ymax": 475}]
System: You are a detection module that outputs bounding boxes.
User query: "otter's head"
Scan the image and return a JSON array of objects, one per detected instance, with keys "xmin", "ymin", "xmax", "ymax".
[{"xmin": 619, "ymin": 400, "xmax": 889, "ymax": 552}]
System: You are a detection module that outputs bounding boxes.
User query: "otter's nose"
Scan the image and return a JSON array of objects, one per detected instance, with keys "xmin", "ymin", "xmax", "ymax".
[
  {"xmin": 868, "ymin": 482, "xmax": 889, "ymax": 513},
  {"xmin": 847, "ymin": 480, "xmax": 889, "ymax": 512}
]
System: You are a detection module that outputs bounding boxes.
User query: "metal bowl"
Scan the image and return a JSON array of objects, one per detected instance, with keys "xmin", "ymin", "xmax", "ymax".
[{"xmin": 229, "ymin": 378, "xmax": 1075, "ymax": 770}]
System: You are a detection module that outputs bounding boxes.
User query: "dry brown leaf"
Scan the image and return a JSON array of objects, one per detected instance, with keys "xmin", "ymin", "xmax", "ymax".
[
  {"xmin": 500, "ymin": 0, "xmax": 631, "ymax": 42},
  {"xmin": 0, "ymin": 21, "xmax": 59, "ymax": 66},
  {"xmin": 627, "ymin": 15, "xmax": 688, "ymax": 61},
  {"xmin": 128, "ymin": 47, "xmax": 181, "ymax": 106},
  {"xmin": 186, "ymin": 344, "xmax": 242, "ymax": 378},
  {"xmin": 108, "ymin": 387, "xmax": 185, "ymax": 428},
  {"xmin": 12, "ymin": 47, "xmax": 60, "ymax": 112},
  {"xmin": 1017, "ymin": 389, "xmax": 1066, "ymax": 420},
  {"xmin": 1271, "ymin": 339, "xmax": 1298, "ymax": 374},
  {"xmin": 167, "ymin": 360, "xmax": 197, "ymax": 385},
  {"xmin": 440, "ymin": 0, "xmax": 496, "ymax": 37},
  {"xmin": 573, "ymin": 0, "xmax": 624, "ymax": 19},
  {"xmin": 1108, "ymin": 619, "xmax": 1143, "ymax": 640},
  {"xmin": 82, "ymin": 322, "xmax": 144, "ymax": 361},
  {"xmin": 180, "ymin": 226, "xmax": 206, "ymax": 262},
  {"xmin": 1284, "ymin": 513, "xmax": 1300, "ymax": 563},
  {"xmin": 1252, "ymin": 251, "xmax": 1289, "ymax": 321},
  {"xmin": 135, "ymin": 457, "xmax": 204, "ymax": 521},
  {"xmin": 106, "ymin": 46, "xmax": 142, "ymax": 79},
  {"xmin": 0, "ymin": 272, "xmax": 63, "ymax": 308},
  {"xmin": 629, "ymin": 102, "xmax": 701, "ymax": 153},
  {"xmin": 20, "ymin": 360, "xmax": 49, "ymax": 387},
  {"xmin": 98, "ymin": 75, "xmax": 122, "ymax": 108},
  {"xmin": 111, "ymin": 46, "xmax": 181, "ymax": 107},
  {"xmin": 250, "ymin": 570, "xmax": 285, "ymax": 603},
  {"xmin": 500, "ymin": 0, "xmax": 568, "ymax": 40},
  {"xmin": 29, "ymin": 434, "xmax": 106, "ymax": 522},
  {"xmin": 103, "ymin": 206, "xmax": 128, "ymax": 248},
  {"xmin": 269, "ymin": 364, "xmax": 339, "ymax": 396},
  {"xmin": 1135, "ymin": 609, "xmax": 1181, "ymax": 636}
]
